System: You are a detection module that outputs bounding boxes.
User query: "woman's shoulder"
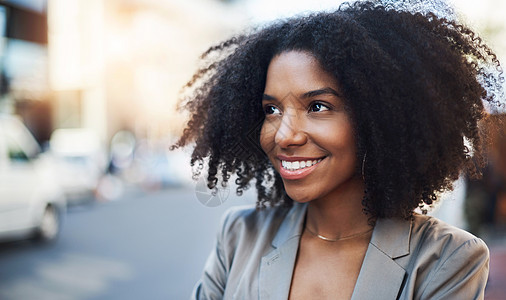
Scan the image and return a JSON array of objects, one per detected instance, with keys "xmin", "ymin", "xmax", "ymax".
[
  {"xmin": 215, "ymin": 203, "xmax": 307, "ymax": 255},
  {"xmin": 404, "ymin": 214, "xmax": 489, "ymax": 282},
  {"xmin": 411, "ymin": 214, "xmax": 488, "ymax": 252},
  {"xmin": 213, "ymin": 203, "xmax": 304, "ymax": 274},
  {"xmin": 397, "ymin": 214, "xmax": 490, "ymax": 298}
]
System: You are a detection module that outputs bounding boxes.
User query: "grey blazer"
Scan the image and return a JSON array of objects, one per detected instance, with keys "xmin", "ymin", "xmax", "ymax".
[{"xmin": 193, "ymin": 202, "xmax": 489, "ymax": 299}]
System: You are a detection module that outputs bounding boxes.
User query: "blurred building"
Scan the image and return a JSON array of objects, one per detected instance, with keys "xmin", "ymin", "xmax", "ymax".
[
  {"xmin": 1, "ymin": 0, "xmax": 246, "ymax": 148},
  {"xmin": 48, "ymin": 0, "xmax": 246, "ymax": 146},
  {"xmin": 0, "ymin": 0, "xmax": 50, "ymax": 144}
]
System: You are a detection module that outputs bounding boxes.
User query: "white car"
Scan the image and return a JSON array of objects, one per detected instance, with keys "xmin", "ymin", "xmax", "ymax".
[
  {"xmin": 0, "ymin": 114, "xmax": 66, "ymax": 243},
  {"xmin": 49, "ymin": 128, "xmax": 106, "ymax": 203}
]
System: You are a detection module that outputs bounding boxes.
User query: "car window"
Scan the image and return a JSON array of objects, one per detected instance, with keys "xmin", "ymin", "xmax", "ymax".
[
  {"xmin": 0, "ymin": 118, "xmax": 37, "ymax": 162},
  {"xmin": 2, "ymin": 128, "xmax": 30, "ymax": 162}
]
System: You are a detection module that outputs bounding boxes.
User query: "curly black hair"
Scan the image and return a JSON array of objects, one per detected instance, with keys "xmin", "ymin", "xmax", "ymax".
[{"xmin": 172, "ymin": 1, "xmax": 504, "ymax": 219}]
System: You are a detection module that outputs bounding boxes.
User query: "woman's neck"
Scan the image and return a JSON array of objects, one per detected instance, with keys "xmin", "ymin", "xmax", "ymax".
[{"xmin": 305, "ymin": 177, "xmax": 372, "ymax": 239}]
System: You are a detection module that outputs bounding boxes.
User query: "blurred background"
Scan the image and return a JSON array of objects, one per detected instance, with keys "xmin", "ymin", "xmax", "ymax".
[{"xmin": 0, "ymin": 0, "xmax": 505, "ymax": 299}]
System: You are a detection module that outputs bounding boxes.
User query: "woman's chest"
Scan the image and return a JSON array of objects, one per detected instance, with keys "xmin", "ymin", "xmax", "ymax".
[{"xmin": 288, "ymin": 237, "xmax": 369, "ymax": 300}]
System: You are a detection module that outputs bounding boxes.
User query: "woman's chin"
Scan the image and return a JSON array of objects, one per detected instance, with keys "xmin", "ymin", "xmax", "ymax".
[{"xmin": 285, "ymin": 192, "xmax": 314, "ymax": 204}]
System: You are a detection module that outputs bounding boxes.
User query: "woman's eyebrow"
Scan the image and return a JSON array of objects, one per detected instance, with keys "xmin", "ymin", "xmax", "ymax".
[
  {"xmin": 262, "ymin": 94, "xmax": 276, "ymax": 101},
  {"xmin": 262, "ymin": 87, "xmax": 340, "ymax": 102},
  {"xmin": 300, "ymin": 87, "xmax": 341, "ymax": 99}
]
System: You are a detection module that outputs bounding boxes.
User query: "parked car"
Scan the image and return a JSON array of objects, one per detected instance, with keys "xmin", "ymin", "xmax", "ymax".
[
  {"xmin": 49, "ymin": 128, "xmax": 106, "ymax": 203},
  {"xmin": 0, "ymin": 114, "xmax": 66, "ymax": 243}
]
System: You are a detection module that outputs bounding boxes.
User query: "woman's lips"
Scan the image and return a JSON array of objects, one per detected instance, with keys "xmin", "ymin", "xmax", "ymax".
[{"xmin": 277, "ymin": 156, "xmax": 326, "ymax": 180}]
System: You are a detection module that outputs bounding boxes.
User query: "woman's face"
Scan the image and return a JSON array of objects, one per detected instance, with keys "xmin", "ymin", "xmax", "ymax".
[{"xmin": 260, "ymin": 51, "xmax": 360, "ymax": 203}]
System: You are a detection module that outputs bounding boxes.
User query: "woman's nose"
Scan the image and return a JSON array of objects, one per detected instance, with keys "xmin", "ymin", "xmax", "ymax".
[{"xmin": 274, "ymin": 112, "xmax": 307, "ymax": 148}]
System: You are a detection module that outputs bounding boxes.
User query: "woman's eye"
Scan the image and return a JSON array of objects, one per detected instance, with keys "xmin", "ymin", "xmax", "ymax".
[
  {"xmin": 264, "ymin": 105, "xmax": 281, "ymax": 115},
  {"xmin": 309, "ymin": 102, "xmax": 330, "ymax": 112}
]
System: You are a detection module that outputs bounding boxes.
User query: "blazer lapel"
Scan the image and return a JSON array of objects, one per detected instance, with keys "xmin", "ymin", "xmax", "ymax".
[
  {"xmin": 351, "ymin": 217, "xmax": 412, "ymax": 300},
  {"xmin": 258, "ymin": 205, "xmax": 413, "ymax": 300},
  {"xmin": 259, "ymin": 203, "xmax": 307, "ymax": 300}
]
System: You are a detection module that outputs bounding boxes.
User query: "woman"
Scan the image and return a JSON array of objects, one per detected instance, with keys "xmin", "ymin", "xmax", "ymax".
[{"xmin": 172, "ymin": 1, "xmax": 503, "ymax": 299}]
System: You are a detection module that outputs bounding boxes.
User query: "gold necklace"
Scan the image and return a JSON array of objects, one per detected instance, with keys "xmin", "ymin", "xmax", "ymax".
[{"xmin": 305, "ymin": 226, "xmax": 373, "ymax": 242}]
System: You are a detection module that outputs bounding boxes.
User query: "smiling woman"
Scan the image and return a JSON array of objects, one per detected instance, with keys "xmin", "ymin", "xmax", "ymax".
[
  {"xmin": 260, "ymin": 51, "xmax": 369, "ymax": 299},
  {"xmin": 172, "ymin": 1, "xmax": 503, "ymax": 299}
]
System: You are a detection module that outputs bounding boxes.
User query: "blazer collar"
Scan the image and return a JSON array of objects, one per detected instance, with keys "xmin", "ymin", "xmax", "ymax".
[
  {"xmin": 269, "ymin": 204, "xmax": 413, "ymax": 258},
  {"xmin": 370, "ymin": 217, "xmax": 412, "ymax": 259},
  {"xmin": 351, "ymin": 217, "xmax": 413, "ymax": 300},
  {"xmin": 259, "ymin": 204, "xmax": 413, "ymax": 300},
  {"xmin": 259, "ymin": 203, "xmax": 307, "ymax": 300},
  {"xmin": 271, "ymin": 202, "xmax": 307, "ymax": 248}
]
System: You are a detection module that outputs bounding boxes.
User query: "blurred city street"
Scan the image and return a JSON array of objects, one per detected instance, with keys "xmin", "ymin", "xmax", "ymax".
[{"xmin": 0, "ymin": 185, "xmax": 254, "ymax": 300}]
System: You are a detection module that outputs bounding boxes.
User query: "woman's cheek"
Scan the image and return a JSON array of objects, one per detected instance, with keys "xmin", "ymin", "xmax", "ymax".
[{"xmin": 259, "ymin": 121, "xmax": 277, "ymax": 154}]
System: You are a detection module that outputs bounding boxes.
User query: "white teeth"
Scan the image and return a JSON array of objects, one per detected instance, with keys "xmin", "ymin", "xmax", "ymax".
[{"xmin": 281, "ymin": 158, "xmax": 324, "ymax": 171}]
